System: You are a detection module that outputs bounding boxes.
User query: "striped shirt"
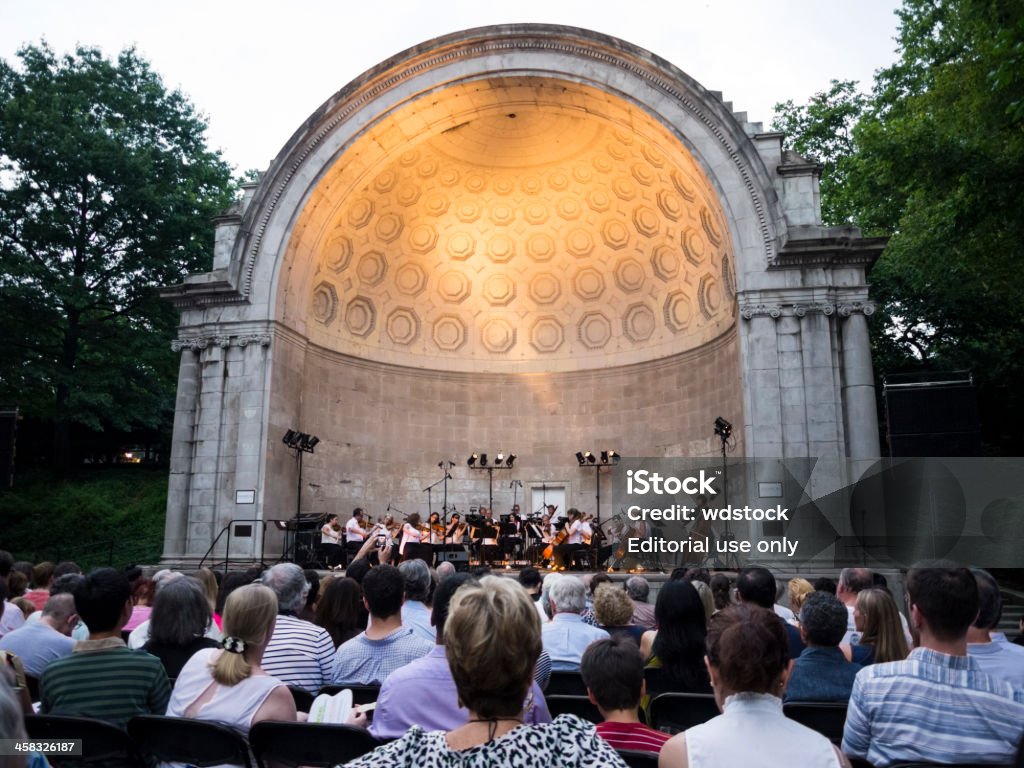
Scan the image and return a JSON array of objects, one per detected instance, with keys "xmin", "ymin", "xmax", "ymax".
[
  {"xmin": 595, "ymin": 721, "xmax": 670, "ymax": 755},
  {"xmin": 39, "ymin": 638, "xmax": 170, "ymax": 729},
  {"xmin": 261, "ymin": 614, "xmax": 334, "ymax": 692},
  {"xmin": 331, "ymin": 626, "xmax": 433, "ymax": 685},
  {"xmin": 842, "ymin": 647, "xmax": 1024, "ymax": 767}
]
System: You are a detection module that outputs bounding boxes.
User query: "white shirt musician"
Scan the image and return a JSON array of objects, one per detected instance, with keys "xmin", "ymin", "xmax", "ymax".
[
  {"xmin": 321, "ymin": 514, "xmax": 343, "ymax": 545},
  {"xmin": 428, "ymin": 512, "xmax": 444, "ymax": 545},
  {"xmin": 479, "ymin": 508, "xmax": 498, "ymax": 546},
  {"xmin": 345, "ymin": 508, "xmax": 368, "ymax": 543},
  {"xmin": 566, "ymin": 516, "xmax": 585, "ymax": 545},
  {"xmin": 400, "ymin": 513, "xmax": 425, "ymax": 557}
]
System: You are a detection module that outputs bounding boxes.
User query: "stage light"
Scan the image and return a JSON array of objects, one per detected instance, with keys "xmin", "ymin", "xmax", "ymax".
[
  {"xmin": 282, "ymin": 429, "xmax": 298, "ymax": 447},
  {"xmin": 467, "ymin": 454, "xmax": 478, "ymax": 467},
  {"xmin": 586, "ymin": 451, "xmax": 596, "ymax": 464},
  {"xmin": 576, "ymin": 451, "xmax": 586, "ymax": 466},
  {"xmin": 496, "ymin": 452, "xmax": 504, "ymax": 465},
  {"xmin": 600, "ymin": 451, "xmax": 609, "ymax": 464},
  {"xmin": 480, "ymin": 453, "xmax": 488, "ymax": 467},
  {"xmin": 714, "ymin": 416, "xmax": 733, "ymax": 440},
  {"xmin": 506, "ymin": 454, "xmax": 516, "ymax": 467},
  {"xmin": 301, "ymin": 435, "xmax": 320, "ymax": 452}
]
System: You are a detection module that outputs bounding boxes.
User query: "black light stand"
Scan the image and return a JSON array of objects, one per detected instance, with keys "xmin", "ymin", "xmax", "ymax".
[
  {"xmin": 282, "ymin": 429, "xmax": 319, "ymax": 562},
  {"xmin": 467, "ymin": 452, "xmax": 516, "ymax": 511},
  {"xmin": 713, "ymin": 417, "xmax": 737, "ymax": 568},
  {"xmin": 576, "ymin": 450, "xmax": 619, "ymax": 566}
]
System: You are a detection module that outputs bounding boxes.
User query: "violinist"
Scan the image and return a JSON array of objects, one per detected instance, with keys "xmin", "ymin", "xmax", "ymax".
[
  {"xmin": 345, "ymin": 507, "xmax": 369, "ymax": 560},
  {"xmin": 553, "ymin": 508, "xmax": 587, "ymax": 569},
  {"xmin": 320, "ymin": 513, "xmax": 344, "ymax": 568},
  {"xmin": 427, "ymin": 512, "xmax": 445, "ymax": 545},
  {"xmin": 400, "ymin": 513, "xmax": 430, "ymax": 563},
  {"xmin": 445, "ymin": 513, "xmax": 468, "ymax": 544}
]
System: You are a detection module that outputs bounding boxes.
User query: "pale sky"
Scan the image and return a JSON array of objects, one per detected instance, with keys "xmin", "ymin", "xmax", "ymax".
[{"xmin": 1, "ymin": 0, "xmax": 902, "ymax": 173}]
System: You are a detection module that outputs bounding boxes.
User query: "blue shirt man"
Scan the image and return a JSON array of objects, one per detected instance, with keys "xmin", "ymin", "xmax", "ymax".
[
  {"xmin": 541, "ymin": 576, "xmax": 609, "ymax": 671},
  {"xmin": 785, "ymin": 591, "xmax": 862, "ymax": 702}
]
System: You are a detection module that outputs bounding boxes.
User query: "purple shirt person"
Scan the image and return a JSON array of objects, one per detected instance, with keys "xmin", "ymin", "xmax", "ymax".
[{"xmin": 369, "ymin": 573, "xmax": 551, "ymax": 739}]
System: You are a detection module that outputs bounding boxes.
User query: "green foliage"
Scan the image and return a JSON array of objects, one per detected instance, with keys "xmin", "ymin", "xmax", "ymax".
[
  {"xmin": 772, "ymin": 80, "xmax": 869, "ymax": 224},
  {"xmin": 773, "ymin": 0, "xmax": 1024, "ymax": 451},
  {"xmin": 0, "ymin": 43, "xmax": 236, "ymax": 467},
  {"xmin": 0, "ymin": 467, "xmax": 167, "ymax": 569}
]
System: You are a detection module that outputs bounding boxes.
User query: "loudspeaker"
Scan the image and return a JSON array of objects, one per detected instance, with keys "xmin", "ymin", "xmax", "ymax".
[
  {"xmin": 436, "ymin": 549, "xmax": 470, "ymax": 571},
  {"xmin": 884, "ymin": 377, "xmax": 981, "ymax": 456}
]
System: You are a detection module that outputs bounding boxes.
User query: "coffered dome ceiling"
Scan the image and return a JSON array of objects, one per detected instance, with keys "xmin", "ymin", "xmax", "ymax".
[{"xmin": 290, "ymin": 77, "xmax": 736, "ymax": 372}]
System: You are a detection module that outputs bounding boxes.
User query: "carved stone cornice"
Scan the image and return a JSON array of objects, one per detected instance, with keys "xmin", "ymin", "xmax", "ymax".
[
  {"xmin": 773, "ymin": 228, "xmax": 888, "ymax": 271},
  {"xmin": 837, "ymin": 302, "xmax": 876, "ymax": 317},
  {"xmin": 171, "ymin": 333, "xmax": 272, "ymax": 352},
  {"xmin": 739, "ymin": 300, "xmax": 875, "ymax": 321}
]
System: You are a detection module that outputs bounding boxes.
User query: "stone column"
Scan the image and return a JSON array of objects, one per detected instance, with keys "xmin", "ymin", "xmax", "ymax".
[
  {"xmin": 840, "ymin": 304, "xmax": 881, "ymax": 459},
  {"xmin": 164, "ymin": 341, "xmax": 204, "ymax": 560}
]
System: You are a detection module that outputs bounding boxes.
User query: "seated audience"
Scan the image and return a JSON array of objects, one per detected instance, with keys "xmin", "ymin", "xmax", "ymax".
[
  {"xmin": 709, "ymin": 573, "xmax": 731, "ymax": 612},
  {"xmin": 593, "ymin": 584, "xmax": 644, "ymax": 644},
  {"xmin": 785, "ymin": 592, "xmax": 861, "ymax": 702},
  {"xmin": 39, "ymin": 567, "xmax": 170, "ymax": 728},
  {"xmin": 661, "ymin": 603, "xmax": 849, "ymax": 767},
  {"xmin": 0, "ymin": 578, "xmax": 25, "ymax": 640},
  {"xmin": 541, "ymin": 576, "xmax": 609, "ymax": 671},
  {"xmin": 24, "ymin": 562, "xmax": 55, "ymax": 612},
  {"xmin": 581, "ymin": 636, "xmax": 669, "ymax": 755},
  {"xmin": 314, "ymin": 576, "xmax": 364, "ymax": 648},
  {"xmin": 735, "ymin": 566, "xmax": 804, "ymax": 660},
  {"xmin": 331, "ymin": 564, "xmax": 433, "ymax": 684},
  {"xmin": 640, "ymin": 580, "xmax": 711, "ymax": 696},
  {"xmin": 300, "ymin": 568, "xmax": 320, "ymax": 622},
  {"xmin": 692, "ymin": 580, "xmax": 715, "ymax": 622},
  {"xmin": 124, "ymin": 577, "xmax": 155, "ymax": 632},
  {"xmin": 787, "ymin": 578, "xmax": 815, "ymax": 624},
  {"xmin": 518, "ymin": 566, "xmax": 543, "ymax": 603},
  {"xmin": 626, "ymin": 576, "xmax": 656, "ymax": 631},
  {"xmin": 193, "ymin": 567, "xmax": 221, "ymax": 629},
  {"xmin": 966, "ymin": 568, "xmax": 1024, "ymax": 689},
  {"xmin": 0, "ymin": 671, "xmax": 48, "ymax": 768},
  {"xmin": 0, "ymin": 591, "xmax": 77, "ymax": 677},
  {"xmin": 581, "ymin": 573, "xmax": 612, "ymax": 626},
  {"xmin": 842, "ymin": 561, "xmax": 1024, "ymax": 767},
  {"xmin": 166, "ymin": 584, "xmax": 300, "ymax": 740},
  {"xmin": 344, "ymin": 576, "xmax": 627, "ymax": 767},
  {"xmin": 142, "ymin": 576, "xmax": 220, "ymax": 679},
  {"xmin": 371, "ymin": 573, "xmax": 551, "ymax": 739},
  {"xmin": 836, "ymin": 568, "xmax": 873, "ymax": 643},
  {"xmin": 399, "ymin": 559, "xmax": 436, "ymax": 643},
  {"xmin": 261, "ymin": 563, "xmax": 335, "ymax": 692},
  {"xmin": 842, "ymin": 588, "xmax": 908, "ymax": 665}
]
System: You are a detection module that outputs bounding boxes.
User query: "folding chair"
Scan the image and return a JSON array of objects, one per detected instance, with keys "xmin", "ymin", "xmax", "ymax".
[
  {"xmin": 24, "ymin": 714, "xmax": 139, "ymax": 767},
  {"xmin": 128, "ymin": 714, "xmax": 253, "ymax": 767},
  {"xmin": 647, "ymin": 692, "xmax": 719, "ymax": 734},
  {"xmin": 249, "ymin": 720, "xmax": 382, "ymax": 767}
]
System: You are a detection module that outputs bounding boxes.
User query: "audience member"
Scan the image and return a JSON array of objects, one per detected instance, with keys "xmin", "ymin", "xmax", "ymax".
[
  {"xmin": 142, "ymin": 576, "xmax": 219, "ymax": 679},
  {"xmin": 344, "ymin": 575, "xmax": 626, "ymax": 767},
  {"xmin": 709, "ymin": 573, "xmax": 731, "ymax": 612},
  {"xmin": 842, "ymin": 588, "xmax": 908, "ymax": 665},
  {"xmin": 692, "ymin": 579, "xmax": 715, "ymax": 621},
  {"xmin": 518, "ymin": 566, "xmax": 543, "ymax": 602},
  {"xmin": 785, "ymin": 592, "xmax": 862, "ymax": 702},
  {"xmin": 581, "ymin": 573, "xmax": 612, "ymax": 626},
  {"xmin": 0, "ymin": 671, "xmax": 47, "ymax": 768},
  {"xmin": 124, "ymin": 577, "xmax": 155, "ymax": 632},
  {"xmin": 966, "ymin": 568, "xmax": 1024, "ymax": 689},
  {"xmin": 314, "ymin": 576, "xmax": 364, "ymax": 648},
  {"xmin": 787, "ymin": 578, "xmax": 815, "ymax": 622},
  {"xmin": 261, "ymin": 563, "xmax": 335, "ymax": 692},
  {"xmin": 371, "ymin": 573, "xmax": 551, "ymax": 739},
  {"xmin": 836, "ymin": 567, "xmax": 873, "ymax": 645},
  {"xmin": 582, "ymin": 636, "xmax": 669, "ymax": 756},
  {"xmin": 435, "ymin": 561, "xmax": 456, "ymax": 581},
  {"xmin": 813, "ymin": 576, "xmax": 838, "ymax": 595},
  {"xmin": 5, "ymin": 571, "xmax": 27, "ymax": 599},
  {"xmin": 331, "ymin": 564, "xmax": 433, "ymax": 684},
  {"xmin": 39, "ymin": 568, "xmax": 170, "ymax": 728},
  {"xmin": 593, "ymin": 584, "xmax": 643, "ymax": 644},
  {"xmin": 193, "ymin": 567, "xmax": 220, "ymax": 629},
  {"xmin": 0, "ymin": 592, "xmax": 76, "ymax": 677},
  {"xmin": 399, "ymin": 559, "xmax": 435, "ymax": 643},
  {"xmin": 51, "ymin": 562, "xmax": 82, "ymax": 580},
  {"xmin": 640, "ymin": 580, "xmax": 711, "ymax": 697},
  {"xmin": 23, "ymin": 562, "xmax": 54, "ymax": 612},
  {"xmin": 773, "ymin": 579, "xmax": 797, "ymax": 625},
  {"xmin": 166, "ymin": 584, "xmax": 300, "ymax": 740},
  {"xmin": 24, "ymin": 574, "xmax": 88, "ymax": 641},
  {"xmin": 683, "ymin": 567, "xmax": 711, "ymax": 585},
  {"xmin": 842, "ymin": 561, "xmax": 1024, "ymax": 767},
  {"xmin": 0, "ymin": 579, "xmax": 24, "ymax": 640},
  {"xmin": 626, "ymin": 576, "xmax": 656, "ymax": 630},
  {"xmin": 215, "ymin": 570, "xmax": 257, "ymax": 617},
  {"xmin": 542, "ymin": 576, "xmax": 609, "ymax": 671},
  {"xmin": 10, "ymin": 600, "xmax": 33, "ymax": 621},
  {"xmin": 735, "ymin": 566, "xmax": 804, "ymax": 660},
  {"xmin": 127, "ymin": 570, "xmax": 189, "ymax": 648},
  {"xmin": 299, "ymin": 569, "xmax": 321, "ymax": 623},
  {"xmin": 661, "ymin": 603, "xmax": 849, "ymax": 768}
]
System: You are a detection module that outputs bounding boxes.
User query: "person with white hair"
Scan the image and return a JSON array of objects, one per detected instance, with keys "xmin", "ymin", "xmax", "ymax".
[
  {"xmin": 399, "ymin": 559, "xmax": 435, "ymax": 643},
  {"xmin": 260, "ymin": 563, "xmax": 334, "ymax": 692},
  {"xmin": 541, "ymin": 576, "xmax": 609, "ymax": 671}
]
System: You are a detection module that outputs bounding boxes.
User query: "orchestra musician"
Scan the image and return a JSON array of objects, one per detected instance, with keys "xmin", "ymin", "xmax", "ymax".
[
  {"xmin": 344, "ymin": 508, "xmax": 370, "ymax": 561},
  {"xmin": 500, "ymin": 505, "xmax": 524, "ymax": 563},
  {"xmin": 552, "ymin": 508, "xmax": 588, "ymax": 569},
  {"xmin": 400, "ymin": 513, "xmax": 431, "ymax": 564},
  {"xmin": 445, "ymin": 513, "xmax": 468, "ymax": 543},
  {"xmin": 476, "ymin": 507, "xmax": 500, "ymax": 566},
  {"xmin": 320, "ymin": 513, "xmax": 344, "ymax": 568},
  {"xmin": 427, "ymin": 512, "xmax": 445, "ymax": 545}
]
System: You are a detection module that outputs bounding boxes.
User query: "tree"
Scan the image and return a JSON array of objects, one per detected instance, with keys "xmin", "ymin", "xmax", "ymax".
[
  {"xmin": 0, "ymin": 43, "xmax": 236, "ymax": 470},
  {"xmin": 772, "ymin": 0, "xmax": 1024, "ymax": 452}
]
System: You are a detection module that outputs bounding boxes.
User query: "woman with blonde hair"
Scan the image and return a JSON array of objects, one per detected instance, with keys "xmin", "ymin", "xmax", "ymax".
[
  {"xmin": 787, "ymin": 578, "xmax": 815, "ymax": 623},
  {"xmin": 842, "ymin": 588, "xmax": 909, "ymax": 665},
  {"xmin": 165, "ymin": 584, "xmax": 298, "ymax": 754},
  {"xmin": 343, "ymin": 576, "xmax": 627, "ymax": 767}
]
